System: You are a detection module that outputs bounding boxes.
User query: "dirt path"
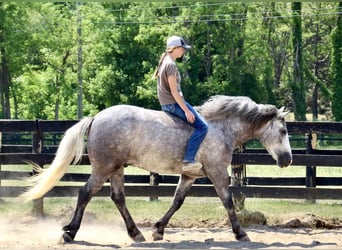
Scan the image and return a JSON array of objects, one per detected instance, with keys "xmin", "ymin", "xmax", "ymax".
[{"xmin": 0, "ymin": 217, "xmax": 341, "ymax": 249}]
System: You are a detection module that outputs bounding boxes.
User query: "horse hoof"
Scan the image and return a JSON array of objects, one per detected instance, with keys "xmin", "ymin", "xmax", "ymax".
[
  {"xmin": 152, "ymin": 231, "xmax": 164, "ymax": 241},
  {"xmin": 62, "ymin": 232, "xmax": 74, "ymax": 243},
  {"xmin": 133, "ymin": 233, "xmax": 146, "ymax": 242},
  {"xmin": 236, "ymin": 234, "xmax": 250, "ymax": 242}
]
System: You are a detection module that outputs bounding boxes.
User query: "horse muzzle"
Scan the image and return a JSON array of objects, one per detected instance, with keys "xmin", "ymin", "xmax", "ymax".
[{"xmin": 277, "ymin": 151, "xmax": 293, "ymax": 168}]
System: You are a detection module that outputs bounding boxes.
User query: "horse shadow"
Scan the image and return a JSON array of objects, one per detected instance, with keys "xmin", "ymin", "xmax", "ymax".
[
  {"xmin": 67, "ymin": 240, "xmax": 121, "ymax": 249},
  {"xmin": 63, "ymin": 226, "xmax": 340, "ymax": 249},
  {"xmin": 65, "ymin": 237, "xmax": 338, "ymax": 249},
  {"xmin": 129, "ymin": 240, "xmax": 337, "ymax": 249}
]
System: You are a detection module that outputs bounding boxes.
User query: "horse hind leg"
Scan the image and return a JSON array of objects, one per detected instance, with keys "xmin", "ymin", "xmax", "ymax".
[
  {"xmin": 109, "ymin": 169, "xmax": 145, "ymax": 242},
  {"xmin": 62, "ymin": 175, "xmax": 106, "ymax": 243}
]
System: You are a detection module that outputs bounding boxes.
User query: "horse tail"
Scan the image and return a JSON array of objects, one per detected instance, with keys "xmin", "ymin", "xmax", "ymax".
[{"xmin": 20, "ymin": 117, "xmax": 94, "ymax": 201}]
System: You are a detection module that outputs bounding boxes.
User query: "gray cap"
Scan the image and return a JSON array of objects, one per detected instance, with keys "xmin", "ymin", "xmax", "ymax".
[{"xmin": 166, "ymin": 36, "xmax": 191, "ymax": 50}]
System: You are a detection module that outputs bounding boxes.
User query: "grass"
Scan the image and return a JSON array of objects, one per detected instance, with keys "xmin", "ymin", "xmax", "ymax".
[
  {"xmin": 1, "ymin": 196, "xmax": 341, "ymax": 228},
  {"xmin": 244, "ymin": 164, "xmax": 342, "ymax": 178}
]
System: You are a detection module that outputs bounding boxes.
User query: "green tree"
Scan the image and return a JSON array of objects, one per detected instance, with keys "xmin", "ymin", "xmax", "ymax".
[
  {"xmin": 13, "ymin": 3, "xmax": 78, "ymax": 120},
  {"xmin": 0, "ymin": 6, "xmax": 11, "ymax": 119},
  {"xmin": 259, "ymin": 3, "xmax": 291, "ymax": 106},
  {"xmin": 302, "ymin": 3, "xmax": 334, "ymax": 120},
  {"xmin": 331, "ymin": 2, "xmax": 342, "ymax": 121},
  {"xmin": 0, "ymin": 2, "xmax": 340, "ymax": 121},
  {"xmin": 0, "ymin": 3, "xmax": 30, "ymax": 118}
]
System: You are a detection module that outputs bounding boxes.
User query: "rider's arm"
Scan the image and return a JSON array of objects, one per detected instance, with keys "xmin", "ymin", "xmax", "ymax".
[{"xmin": 167, "ymin": 75, "xmax": 195, "ymax": 123}]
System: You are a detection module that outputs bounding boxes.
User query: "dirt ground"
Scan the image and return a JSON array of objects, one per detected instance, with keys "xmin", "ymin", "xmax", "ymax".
[{"xmin": 0, "ymin": 215, "xmax": 341, "ymax": 250}]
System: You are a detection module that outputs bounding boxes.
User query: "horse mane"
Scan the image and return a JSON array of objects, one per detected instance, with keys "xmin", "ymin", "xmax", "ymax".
[{"xmin": 197, "ymin": 95, "xmax": 278, "ymax": 128}]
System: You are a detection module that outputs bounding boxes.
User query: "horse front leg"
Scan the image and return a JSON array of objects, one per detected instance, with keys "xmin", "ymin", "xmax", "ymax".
[
  {"xmin": 152, "ymin": 175, "xmax": 196, "ymax": 241},
  {"xmin": 109, "ymin": 169, "xmax": 145, "ymax": 242},
  {"xmin": 225, "ymin": 188, "xmax": 250, "ymax": 241},
  {"xmin": 207, "ymin": 168, "xmax": 250, "ymax": 242}
]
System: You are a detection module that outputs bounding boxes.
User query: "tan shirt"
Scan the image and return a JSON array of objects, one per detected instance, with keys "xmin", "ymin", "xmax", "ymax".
[{"xmin": 157, "ymin": 55, "xmax": 183, "ymax": 105}]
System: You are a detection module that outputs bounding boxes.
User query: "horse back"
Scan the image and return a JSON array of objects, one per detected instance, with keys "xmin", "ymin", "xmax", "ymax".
[{"xmin": 86, "ymin": 105, "xmax": 193, "ymax": 173}]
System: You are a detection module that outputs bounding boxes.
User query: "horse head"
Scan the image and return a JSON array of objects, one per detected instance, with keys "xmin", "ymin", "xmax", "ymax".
[
  {"xmin": 257, "ymin": 107, "xmax": 293, "ymax": 168},
  {"xmin": 197, "ymin": 95, "xmax": 292, "ymax": 167}
]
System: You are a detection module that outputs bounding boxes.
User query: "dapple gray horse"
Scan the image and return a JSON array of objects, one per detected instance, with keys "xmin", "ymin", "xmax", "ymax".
[{"xmin": 21, "ymin": 95, "xmax": 292, "ymax": 243}]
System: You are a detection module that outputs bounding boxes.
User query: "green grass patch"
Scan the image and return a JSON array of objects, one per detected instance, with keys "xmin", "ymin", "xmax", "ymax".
[
  {"xmin": 243, "ymin": 165, "xmax": 306, "ymax": 177},
  {"xmin": 1, "ymin": 196, "xmax": 340, "ymax": 228}
]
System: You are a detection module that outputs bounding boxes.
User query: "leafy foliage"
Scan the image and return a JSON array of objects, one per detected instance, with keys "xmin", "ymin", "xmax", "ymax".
[
  {"xmin": 0, "ymin": 2, "xmax": 341, "ymax": 120},
  {"xmin": 331, "ymin": 2, "xmax": 342, "ymax": 121}
]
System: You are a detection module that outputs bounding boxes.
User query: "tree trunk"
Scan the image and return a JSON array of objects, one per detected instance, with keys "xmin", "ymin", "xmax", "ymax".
[
  {"xmin": 54, "ymin": 74, "xmax": 60, "ymax": 121},
  {"xmin": 77, "ymin": 1, "xmax": 83, "ymax": 119},
  {"xmin": 291, "ymin": 2, "xmax": 306, "ymax": 121},
  {"xmin": 226, "ymin": 5, "xmax": 248, "ymax": 94},
  {"xmin": 312, "ymin": 16, "xmax": 320, "ymax": 121},
  {"xmin": 0, "ymin": 35, "xmax": 11, "ymax": 119}
]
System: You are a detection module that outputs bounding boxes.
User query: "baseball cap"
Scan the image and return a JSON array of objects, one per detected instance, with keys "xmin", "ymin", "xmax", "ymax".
[{"xmin": 166, "ymin": 36, "xmax": 191, "ymax": 50}]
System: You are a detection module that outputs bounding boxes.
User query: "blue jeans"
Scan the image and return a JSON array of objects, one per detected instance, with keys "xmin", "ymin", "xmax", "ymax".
[{"xmin": 162, "ymin": 102, "xmax": 208, "ymax": 162}]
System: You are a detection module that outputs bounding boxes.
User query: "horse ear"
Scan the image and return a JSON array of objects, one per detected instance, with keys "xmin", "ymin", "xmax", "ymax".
[{"xmin": 278, "ymin": 106, "xmax": 289, "ymax": 119}]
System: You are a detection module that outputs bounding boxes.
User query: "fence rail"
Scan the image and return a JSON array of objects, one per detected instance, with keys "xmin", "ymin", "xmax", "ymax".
[{"xmin": 0, "ymin": 119, "xmax": 341, "ymax": 205}]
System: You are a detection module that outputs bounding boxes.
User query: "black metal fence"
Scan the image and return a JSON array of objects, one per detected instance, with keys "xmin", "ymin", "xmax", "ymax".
[{"xmin": 0, "ymin": 120, "xmax": 341, "ymax": 211}]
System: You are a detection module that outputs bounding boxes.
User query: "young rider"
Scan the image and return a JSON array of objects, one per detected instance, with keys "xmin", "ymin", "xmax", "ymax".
[{"xmin": 153, "ymin": 35, "xmax": 208, "ymax": 173}]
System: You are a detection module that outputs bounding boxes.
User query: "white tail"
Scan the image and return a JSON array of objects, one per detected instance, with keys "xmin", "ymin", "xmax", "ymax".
[{"xmin": 20, "ymin": 117, "xmax": 94, "ymax": 201}]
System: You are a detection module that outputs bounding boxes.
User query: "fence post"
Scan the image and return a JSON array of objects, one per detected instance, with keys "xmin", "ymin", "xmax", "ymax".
[
  {"xmin": 32, "ymin": 119, "xmax": 44, "ymax": 217},
  {"xmin": 0, "ymin": 132, "xmax": 2, "ymax": 202},
  {"xmin": 306, "ymin": 133, "xmax": 316, "ymax": 203},
  {"xmin": 149, "ymin": 172, "xmax": 159, "ymax": 201},
  {"xmin": 0, "ymin": 132, "xmax": 6, "ymax": 204},
  {"xmin": 231, "ymin": 145, "xmax": 246, "ymax": 212}
]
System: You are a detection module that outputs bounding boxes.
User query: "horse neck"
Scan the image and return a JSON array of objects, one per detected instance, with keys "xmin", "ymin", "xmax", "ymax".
[{"xmin": 210, "ymin": 118, "xmax": 257, "ymax": 148}]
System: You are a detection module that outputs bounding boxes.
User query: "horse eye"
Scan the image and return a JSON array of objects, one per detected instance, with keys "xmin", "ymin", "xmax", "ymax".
[{"xmin": 279, "ymin": 128, "xmax": 287, "ymax": 135}]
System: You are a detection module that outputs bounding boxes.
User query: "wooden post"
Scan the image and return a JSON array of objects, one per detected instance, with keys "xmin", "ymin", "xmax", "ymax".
[
  {"xmin": 149, "ymin": 172, "xmax": 159, "ymax": 201},
  {"xmin": 0, "ymin": 132, "xmax": 2, "ymax": 187},
  {"xmin": 305, "ymin": 133, "xmax": 316, "ymax": 203},
  {"xmin": 0, "ymin": 132, "xmax": 7, "ymax": 204},
  {"xmin": 32, "ymin": 120, "xmax": 44, "ymax": 217},
  {"xmin": 0, "ymin": 132, "xmax": 2, "ymax": 203},
  {"xmin": 231, "ymin": 145, "xmax": 246, "ymax": 212}
]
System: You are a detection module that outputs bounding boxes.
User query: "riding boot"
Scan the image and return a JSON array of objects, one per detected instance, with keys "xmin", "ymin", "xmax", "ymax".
[{"xmin": 182, "ymin": 161, "xmax": 202, "ymax": 172}]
